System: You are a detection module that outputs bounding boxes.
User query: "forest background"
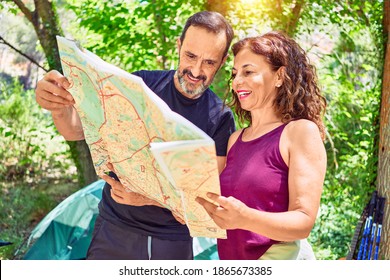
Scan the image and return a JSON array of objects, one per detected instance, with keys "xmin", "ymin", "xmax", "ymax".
[{"xmin": 0, "ymin": 0, "xmax": 389, "ymax": 260}]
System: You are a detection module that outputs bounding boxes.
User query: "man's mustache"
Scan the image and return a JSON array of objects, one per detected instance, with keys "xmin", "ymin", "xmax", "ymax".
[{"xmin": 182, "ymin": 69, "xmax": 207, "ymax": 82}]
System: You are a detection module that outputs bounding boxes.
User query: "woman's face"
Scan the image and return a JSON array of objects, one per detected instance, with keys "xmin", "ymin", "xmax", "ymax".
[{"xmin": 232, "ymin": 47, "xmax": 282, "ymax": 112}]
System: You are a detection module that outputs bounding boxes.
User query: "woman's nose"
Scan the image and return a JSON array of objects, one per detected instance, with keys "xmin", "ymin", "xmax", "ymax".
[{"xmin": 233, "ymin": 76, "xmax": 243, "ymax": 88}]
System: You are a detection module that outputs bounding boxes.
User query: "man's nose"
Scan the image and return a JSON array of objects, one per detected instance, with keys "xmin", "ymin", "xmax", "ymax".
[{"xmin": 191, "ymin": 60, "xmax": 203, "ymax": 77}]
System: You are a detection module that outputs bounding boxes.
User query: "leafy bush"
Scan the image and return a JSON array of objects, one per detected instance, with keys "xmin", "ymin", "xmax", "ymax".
[{"xmin": 0, "ymin": 78, "xmax": 75, "ymax": 180}]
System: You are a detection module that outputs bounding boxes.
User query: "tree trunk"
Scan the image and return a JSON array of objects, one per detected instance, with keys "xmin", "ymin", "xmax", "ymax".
[
  {"xmin": 205, "ymin": 0, "xmax": 229, "ymax": 16},
  {"xmin": 285, "ymin": 0, "xmax": 305, "ymax": 37},
  {"xmin": 67, "ymin": 141, "xmax": 97, "ymax": 187},
  {"xmin": 377, "ymin": 0, "xmax": 390, "ymax": 260},
  {"xmin": 11, "ymin": 0, "xmax": 97, "ymax": 186},
  {"xmin": 151, "ymin": 0, "xmax": 168, "ymax": 69}
]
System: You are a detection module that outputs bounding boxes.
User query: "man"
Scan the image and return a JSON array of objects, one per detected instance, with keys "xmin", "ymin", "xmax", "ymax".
[{"xmin": 35, "ymin": 11, "xmax": 235, "ymax": 260}]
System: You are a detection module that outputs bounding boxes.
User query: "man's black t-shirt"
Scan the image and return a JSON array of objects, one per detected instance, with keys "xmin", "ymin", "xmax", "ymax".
[{"xmin": 98, "ymin": 70, "xmax": 235, "ymax": 240}]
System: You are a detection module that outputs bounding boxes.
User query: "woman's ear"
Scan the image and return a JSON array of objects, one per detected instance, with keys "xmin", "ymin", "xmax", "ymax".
[{"xmin": 275, "ymin": 66, "xmax": 285, "ymax": 87}]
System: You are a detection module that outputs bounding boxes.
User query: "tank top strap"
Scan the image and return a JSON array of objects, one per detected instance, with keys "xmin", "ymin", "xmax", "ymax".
[{"xmin": 238, "ymin": 127, "xmax": 247, "ymax": 141}]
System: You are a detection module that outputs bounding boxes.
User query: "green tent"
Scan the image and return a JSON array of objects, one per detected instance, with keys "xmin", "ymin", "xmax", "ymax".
[
  {"xmin": 23, "ymin": 180, "xmax": 103, "ymax": 259},
  {"xmin": 23, "ymin": 180, "xmax": 218, "ymax": 260}
]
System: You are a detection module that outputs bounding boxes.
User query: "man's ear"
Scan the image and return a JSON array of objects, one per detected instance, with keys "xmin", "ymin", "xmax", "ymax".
[
  {"xmin": 222, "ymin": 54, "xmax": 228, "ymax": 65},
  {"xmin": 176, "ymin": 38, "xmax": 181, "ymax": 53},
  {"xmin": 219, "ymin": 54, "xmax": 228, "ymax": 70}
]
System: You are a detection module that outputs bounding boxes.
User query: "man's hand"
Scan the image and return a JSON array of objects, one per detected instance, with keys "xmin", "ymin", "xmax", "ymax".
[
  {"xmin": 171, "ymin": 211, "xmax": 186, "ymax": 225},
  {"xmin": 35, "ymin": 70, "xmax": 85, "ymax": 140},
  {"xmin": 102, "ymin": 163, "xmax": 186, "ymax": 224},
  {"xmin": 101, "ymin": 163, "xmax": 154, "ymax": 206},
  {"xmin": 101, "ymin": 173, "xmax": 158, "ymax": 207},
  {"xmin": 102, "ymin": 174, "xmax": 185, "ymax": 224},
  {"xmin": 35, "ymin": 70, "xmax": 75, "ymax": 113}
]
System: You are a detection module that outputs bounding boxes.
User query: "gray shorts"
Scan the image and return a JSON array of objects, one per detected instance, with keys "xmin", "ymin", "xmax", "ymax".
[{"xmin": 86, "ymin": 216, "xmax": 193, "ymax": 260}]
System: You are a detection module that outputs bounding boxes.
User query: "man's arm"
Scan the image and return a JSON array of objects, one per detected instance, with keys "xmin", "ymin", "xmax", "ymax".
[
  {"xmin": 35, "ymin": 70, "xmax": 85, "ymax": 140},
  {"xmin": 216, "ymin": 129, "xmax": 241, "ymax": 173},
  {"xmin": 216, "ymin": 156, "xmax": 226, "ymax": 174},
  {"xmin": 51, "ymin": 106, "xmax": 85, "ymax": 141}
]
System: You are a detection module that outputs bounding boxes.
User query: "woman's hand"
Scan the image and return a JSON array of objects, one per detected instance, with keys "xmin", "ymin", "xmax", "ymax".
[{"xmin": 196, "ymin": 193, "xmax": 248, "ymax": 230}]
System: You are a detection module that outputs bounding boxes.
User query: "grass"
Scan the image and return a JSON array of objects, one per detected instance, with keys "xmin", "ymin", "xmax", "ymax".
[{"xmin": 0, "ymin": 176, "xmax": 79, "ymax": 260}]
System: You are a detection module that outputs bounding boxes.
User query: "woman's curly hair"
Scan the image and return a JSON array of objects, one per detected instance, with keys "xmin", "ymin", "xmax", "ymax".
[{"xmin": 227, "ymin": 31, "xmax": 327, "ymax": 140}]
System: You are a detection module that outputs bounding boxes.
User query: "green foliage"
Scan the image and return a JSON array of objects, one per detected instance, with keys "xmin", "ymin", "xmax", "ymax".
[
  {"xmin": 0, "ymin": 78, "xmax": 74, "ymax": 180},
  {"xmin": 0, "ymin": 0, "xmax": 19, "ymax": 13},
  {"xmin": 0, "ymin": 181, "xmax": 57, "ymax": 259},
  {"xmin": 66, "ymin": 0, "xmax": 205, "ymax": 71},
  {"xmin": 299, "ymin": 0, "xmax": 383, "ymax": 259},
  {"xmin": 0, "ymin": 179, "xmax": 79, "ymax": 259}
]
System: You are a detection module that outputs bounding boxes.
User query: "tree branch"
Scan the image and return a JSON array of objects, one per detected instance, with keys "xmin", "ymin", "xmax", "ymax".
[
  {"xmin": 286, "ymin": 0, "xmax": 304, "ymax": 36},
  {"xmin": 9, "ymin": 0, "xmax": 34, "ymax": 24},
  {"xmin": 8, "ymin": 0, "xmax": 41, "ymax": 53},
  {"xmin": 0, "ymin": 35, "xmax": 48, "ymax": 72}
]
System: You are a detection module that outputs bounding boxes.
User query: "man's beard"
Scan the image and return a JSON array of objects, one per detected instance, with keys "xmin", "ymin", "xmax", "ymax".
[{"xmin": 176, "ymin": 68, "xmax": 208, "ymax": 97}]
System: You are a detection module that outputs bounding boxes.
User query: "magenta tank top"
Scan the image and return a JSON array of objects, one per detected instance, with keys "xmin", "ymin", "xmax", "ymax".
[{"xmin": 217, "ymin": 124, "xmax": 289, "ymax": 260}]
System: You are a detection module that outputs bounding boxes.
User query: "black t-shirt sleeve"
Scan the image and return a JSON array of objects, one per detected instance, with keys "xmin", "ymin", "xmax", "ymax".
[
  {"xmin": 213, "ymin": 109, "xmax": 236, "ymax": 156},
  {"xmin": 131, "ymin": 70, "xmax": 144, "ymax": 80}
]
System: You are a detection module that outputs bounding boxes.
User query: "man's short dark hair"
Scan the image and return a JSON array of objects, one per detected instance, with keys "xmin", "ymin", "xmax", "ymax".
[{"xmin": 180, "ymin": 11, "xmax": 234, "ymax": 58}]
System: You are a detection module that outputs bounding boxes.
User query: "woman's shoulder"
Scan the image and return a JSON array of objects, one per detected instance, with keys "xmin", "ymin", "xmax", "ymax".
[
  {"xmin": 231, "ymin": 128, "xmax": 245, "ymax": 137},
  {"xmin": 285, "ymin": 119, "xmax": 320, "ymax": 136},
  {"xmin": 227, "ymin": 128, "xmax": 245, "ymax": 152},
  {"xmin": 284, "ymin": 119, "xmax": 323, "ymax": 147}
]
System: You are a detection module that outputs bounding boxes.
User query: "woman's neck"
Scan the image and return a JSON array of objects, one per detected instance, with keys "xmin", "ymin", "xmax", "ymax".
[{"xmin": 244, "ymin": 110, "xmax": 282, "ymax": 140}]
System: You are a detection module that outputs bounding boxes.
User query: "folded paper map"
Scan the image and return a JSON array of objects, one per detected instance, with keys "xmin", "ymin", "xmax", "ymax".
[{"xmin": 57, "ymin": 36, "xmax": 226, "ymax": 238}]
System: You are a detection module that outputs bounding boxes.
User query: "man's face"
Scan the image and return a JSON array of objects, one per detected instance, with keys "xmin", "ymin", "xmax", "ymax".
[{"xmin": 175, "ymin": 26, "xmax": 227, "ymax": 99}]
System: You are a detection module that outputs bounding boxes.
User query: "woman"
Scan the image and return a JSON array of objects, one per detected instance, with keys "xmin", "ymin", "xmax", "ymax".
[{"xmin": 196, "ymin": 31, "xmax": 327, "ymax": 260}]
